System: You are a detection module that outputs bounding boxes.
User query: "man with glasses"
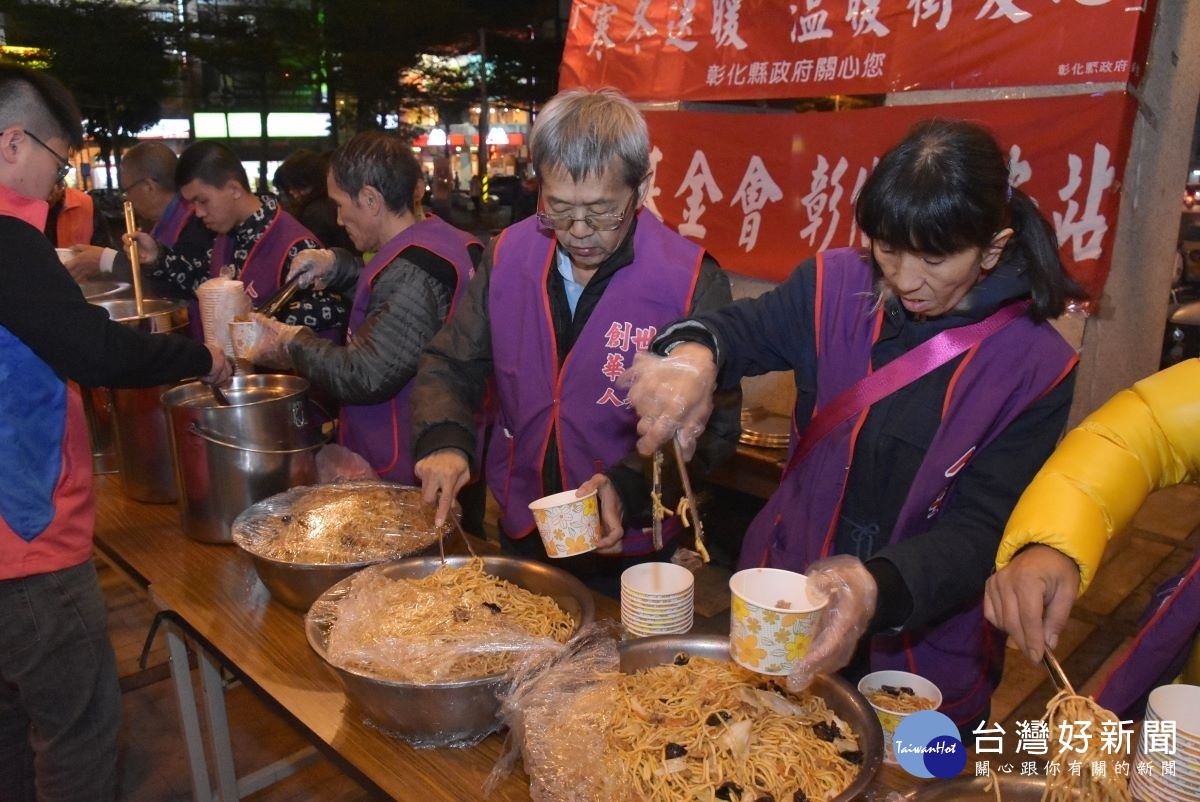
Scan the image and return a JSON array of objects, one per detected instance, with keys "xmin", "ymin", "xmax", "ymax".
[
  {"xmin": 64, "ymin": 141, "xmax": 213, "ymax": 299},
  {"xmin": 0, "ymin": 65, "xmax": 229, "ymax": 801},
  {"xmin": 411, "ymin": 87, "xmax": 739, "ymax": 594}
]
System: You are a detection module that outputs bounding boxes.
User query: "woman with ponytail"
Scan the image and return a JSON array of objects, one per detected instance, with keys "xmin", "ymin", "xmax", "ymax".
[{"xmin": 624, "ymin": 119, "xmax": 1086, "ymax": 733}]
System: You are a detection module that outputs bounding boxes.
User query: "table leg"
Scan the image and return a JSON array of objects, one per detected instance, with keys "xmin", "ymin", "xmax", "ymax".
[
  {"xmin": 197, "ymin": 648, "xmax": 240, "ymax": 800},
  {"xmin": 163, "ymin": 620, "xmax": 214, "ymax": 802}
]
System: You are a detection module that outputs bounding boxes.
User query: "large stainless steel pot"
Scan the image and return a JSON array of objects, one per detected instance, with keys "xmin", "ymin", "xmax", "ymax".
[
  {"xmin": 94, "ymin": 298, "xmax": 189, "ymax": 502},
  {"xmin": 305, "ymin": 556, "xmax": 595, "ymax": 747},
  {"xmin": 162, "ymin": 374, "xmax": 326, "ymax": 543}
]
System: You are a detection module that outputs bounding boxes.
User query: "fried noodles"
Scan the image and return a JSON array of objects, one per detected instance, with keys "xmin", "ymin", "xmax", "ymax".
[
  {"xmin": 324, "ymin": 558, "xmax": 575, "ymax": 682},
  {"xmin": 527, "ymin": 655, "xmax": 862, "ymax": 801},
  {"xmin": 1040, "ymin": 691, "xmax": 1131, "ymax": 802}
]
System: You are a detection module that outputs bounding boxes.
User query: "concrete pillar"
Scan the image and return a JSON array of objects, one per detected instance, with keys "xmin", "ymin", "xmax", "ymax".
[{"xmin": 1072, "ymin": 0, "xmax": 1200, "ymax": 423}]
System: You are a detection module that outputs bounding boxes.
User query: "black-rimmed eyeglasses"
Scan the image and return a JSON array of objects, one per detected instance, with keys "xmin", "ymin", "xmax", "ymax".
[
  {"xmin": 120, "ymin": 178, "xmax": 149, "ymax": 199},
  {"xmin": 24, "ymin": 129, "xmax": 71, "ymax": 183},
  {"xmin": 535, "ymin": 193, "xmax": 635, "ymax": 232}
]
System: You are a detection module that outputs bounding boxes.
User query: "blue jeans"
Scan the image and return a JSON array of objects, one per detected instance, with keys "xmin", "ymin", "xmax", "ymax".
[{"xmin": 0, "ymin": 560, "xmax": 119, "ymax": 802}]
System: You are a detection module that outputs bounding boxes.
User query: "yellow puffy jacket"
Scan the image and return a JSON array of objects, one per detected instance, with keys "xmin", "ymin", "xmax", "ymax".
[{"xmin": 995, "ymin": 358, "xmax": 1200, "ymax": 593}]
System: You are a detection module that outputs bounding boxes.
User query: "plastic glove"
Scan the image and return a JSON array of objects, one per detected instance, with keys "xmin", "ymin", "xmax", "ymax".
[
  {"xmin": 577, "ymin": 473, "xmax": 625, "ymax": 554},
  {"xmin": 983, "ymin": 544, "xmax": 1080, "ymax": 664},
  {"xmin": 201, "ymin": 343, "xmax": 233, "ymax": 386},
  {"xmin": 786, "ymin": 555, "xmax": 878, "ymax": 693},
  {"xmin": 315, "ymin": 443, "xmax": 378, "ymax": 483},
  {"xmin": 414, "ymin": 449, "xmax": 471, "ymax": 527},
  {"xmin": 246, "ymin": 312, "xmax": 302, "ymax": 370},
  {"xmin": 121, "ymin": 231, "xmax": 159, "ymax": 265},
  {"xmin": 286, "ymin": 248, "xmax": 337, "ymax": 290},
  {"xmin": 65, "ymin": 245, "xmax": 103, "ymax": 281},
  {"xmin": 618, "ymin": 343, "xmax": 717, "ymax": 459}
]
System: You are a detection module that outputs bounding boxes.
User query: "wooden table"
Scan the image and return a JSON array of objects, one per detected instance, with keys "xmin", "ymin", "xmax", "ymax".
[{"xmin": 92, "ymin": 475, "xmax": 924, "ymax": 801}]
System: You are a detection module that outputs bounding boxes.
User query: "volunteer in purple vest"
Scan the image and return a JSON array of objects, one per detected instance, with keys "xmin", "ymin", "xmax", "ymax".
[
  {"xmin": 986, "ymin": 358, "xmax": 1200, "ymax": 718},
  {"xmin": 245, "ymin": 131, "xmax": 481, "ymax": 486},
  {"xmin": 0, "ymin": 65, "xmax": 230, "ymax": 801},
  {"xmin": 64, "ymin": 141, "xmax": 212, "ymax": 300},
  {"xmin": 624, "ymin": 119, "xmax": 1085, "ymax": 732},
  {"xmin": 410, "ymin": 87, "xmax": 740, "ymax": 595},
  {"xmin": 135, "ymin": 141, "xmax": 348, "ymax": 338}
]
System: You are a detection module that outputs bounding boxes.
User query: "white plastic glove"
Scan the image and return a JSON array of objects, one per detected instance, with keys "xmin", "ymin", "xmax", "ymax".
[
  {"xmin": 286, "ymin": 248, "xmax": 337, "ymax": 290},
  {"xmin": 787, "ymin": 555, "xmax": 878, "ymax": 693},
  {"xmin": 618, "ymin": 343, "xmax": 717, "ymax": 459},
  {"xmin": 246, "ymin": 312, "xmax": 302, "ymax": 369}
]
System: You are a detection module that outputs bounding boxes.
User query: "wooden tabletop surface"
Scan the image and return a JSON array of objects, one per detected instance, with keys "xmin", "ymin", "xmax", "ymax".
[{"xmin": 92, "ymin": 475, "xmax": 929, "ymax": 801}]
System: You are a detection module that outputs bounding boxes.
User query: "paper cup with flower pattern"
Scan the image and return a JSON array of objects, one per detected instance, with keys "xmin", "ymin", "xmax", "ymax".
[
  {"xmin": 858, "ymin": 670, "xmax": 942, "ymax": 765},
  {"xmin": 528, "ymin": 489, "xmax": 601, "ymax": 558},
  {"xmin": 728, "ymin": 567, "xmax": 824, "ymax": 675}
]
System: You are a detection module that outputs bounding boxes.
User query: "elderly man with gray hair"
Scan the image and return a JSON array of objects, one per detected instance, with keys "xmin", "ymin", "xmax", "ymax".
[{"xmin": 410, "ymin": 86, "xmax": 739, "ymax": 595}]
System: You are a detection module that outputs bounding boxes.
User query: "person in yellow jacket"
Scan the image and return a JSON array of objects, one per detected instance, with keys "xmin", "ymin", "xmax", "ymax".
[{"xmin": 985, "ymin": 358, "xmax": 1200, "ymax": 714}]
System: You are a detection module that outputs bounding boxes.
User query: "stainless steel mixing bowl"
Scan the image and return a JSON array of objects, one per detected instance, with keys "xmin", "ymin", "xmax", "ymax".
[{"xmin": 305, "ymin": 555, "xmax": 595, "ymax": 746}]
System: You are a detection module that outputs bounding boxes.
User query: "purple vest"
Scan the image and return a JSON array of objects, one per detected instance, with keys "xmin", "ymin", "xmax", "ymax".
[
  {"xmin": 738, "ymin": 248, "xmax": 1078, "ymax": 726},
  {"xmin": 339, "ymin": 216, "xmax": 479, "ymax": 483},
  {"xmin": 1095, "ymin": 547, "xmax": 1200, "ymax": 718},
  {"xmin": 487, "ymin": 212, "xmax": 703, "ymax": 555},
  {"xmin": 151, "ymin": 195, "xmax": 192, "ymax": 250},
  {"xmin": 189, "ymin": 207, "xmax": 316, "ymax": 339}
]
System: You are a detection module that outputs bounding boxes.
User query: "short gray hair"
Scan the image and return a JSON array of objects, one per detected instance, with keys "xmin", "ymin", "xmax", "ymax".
[{"xmin": 530, "ymin": 87, "xmax": 649, "ymax": 190}]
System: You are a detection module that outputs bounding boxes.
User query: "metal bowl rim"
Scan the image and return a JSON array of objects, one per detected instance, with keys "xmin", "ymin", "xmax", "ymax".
[
  {"xmin": 230, "ymin": 480, "xmax": 445, "ymax": 568},
  {"xmin": 616, "ymin": 632, "xmax": 883, "ymax": 802},
  {"xmin": 305, "ymin": 554, "xmax": 595, "ymax": 691}
]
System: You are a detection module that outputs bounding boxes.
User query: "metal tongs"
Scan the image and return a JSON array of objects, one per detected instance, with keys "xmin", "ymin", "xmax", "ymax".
[
  {"xmin": 437, "ymin": 505, "xmax": 478, "ymax": 564},
  {"xmin": 1042, "ymin": 647, "xmax": 1076, "ymax": 696},
  {"xmin": 671, "ymin": 435, "xmax": 708, "ymax": 562},
  {"xmin": 257, "ymin": 272, "xmax": 305, "ymax": 318}
]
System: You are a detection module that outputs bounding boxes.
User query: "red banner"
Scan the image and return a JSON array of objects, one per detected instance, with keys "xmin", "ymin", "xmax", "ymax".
[
  {"xmin": 561, "ymin": 0, "xmax": 1150, "ymax": 101},
  {"xmin": 641, "ymin": 93, "xmax": 1134, "ymax": 300}
]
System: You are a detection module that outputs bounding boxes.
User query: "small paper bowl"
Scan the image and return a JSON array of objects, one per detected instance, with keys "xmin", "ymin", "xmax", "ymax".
[
  {"xmin": 528, "ymin": 489, "xmax": 601, "ymax": 558},
  {"xmin": 56, "ymin": 247, "xmax": 73, "ymax": 265},
  {"xmin": 728, "ymin": 567, "xmax": 824, "ymax": 676},
  {"xmin": 858, "ymin": 670, "xmax": 943, "ymax": 765}
]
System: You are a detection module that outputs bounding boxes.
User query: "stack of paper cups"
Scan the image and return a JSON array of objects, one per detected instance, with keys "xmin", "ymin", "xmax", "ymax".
[
  {"xmin": 196, "ymin": 277, "xmax": 251, "ymax": 359},
  {"xmin": 1130, "ymin": 684, "xmax": 1200, "ymax": 801},
  {"xmin": 620, "ymin": 562, "xmax": 694, "ymax": 638}
]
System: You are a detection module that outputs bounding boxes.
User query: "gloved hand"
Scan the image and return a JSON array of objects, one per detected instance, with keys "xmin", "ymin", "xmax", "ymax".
[
  {"xmin": 201, "ymin": 343, "xmax": 233, "ymax": 386},
  {"xmin": 246, "ymin": 312, "xmax": 302, "ymax": 370},
  {"xmin": 787, "ymin": 555, "xmax": 878, "ymax": 693},
  {"xmin": 64, "ymin": 245, "xmax": 103, "ymax": 281},
  {"xmin": 286, "ymin": 248, "xmax": 337, "ymax": 290},
  {"xmin": 121, "ymin": 231, "xmax": 159, "ymax": 265},
  {"xmin": 618, "ymin": 343, "xmax": 717, "ymax": 459}
]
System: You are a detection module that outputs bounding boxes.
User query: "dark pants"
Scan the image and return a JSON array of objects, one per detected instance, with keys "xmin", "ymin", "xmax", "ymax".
[{"xmin": 0, "ymin": 560, "xmax": 120, "ymax": 802}]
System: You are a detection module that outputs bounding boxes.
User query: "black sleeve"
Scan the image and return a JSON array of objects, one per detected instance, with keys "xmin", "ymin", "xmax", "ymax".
[
  {"xmin": 653, "ymin": 258, "xmax": 819, "ymax": 392},
  {"xmin": 870, "ymin": 372, "xmax": 1077, "ymax": 632},
  {"xmin": 0, "ymin": 219, "xmax": 212, "ymax": 388},
  {"xmin": 410, "ymin": 243, "xmax": 496, "ymax": 463}
]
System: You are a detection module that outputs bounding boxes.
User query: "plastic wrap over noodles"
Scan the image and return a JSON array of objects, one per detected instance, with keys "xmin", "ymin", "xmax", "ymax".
[
  {"xmin": 487, "ymin": 625, "xmax": 864, "ymax": 802},
  {"xmin": 231, "ymin": 480, "xmax": 450, "ymax": 565},
  {"xmin": 312, "ymin": 558, "xmax": 576, "ymax": 683}
]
